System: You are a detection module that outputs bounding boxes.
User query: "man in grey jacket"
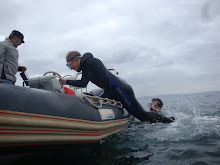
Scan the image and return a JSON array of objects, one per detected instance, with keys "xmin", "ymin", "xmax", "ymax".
[{"xmin": 0, "ymin": 30, "xmax": 27, "ymax": 85}]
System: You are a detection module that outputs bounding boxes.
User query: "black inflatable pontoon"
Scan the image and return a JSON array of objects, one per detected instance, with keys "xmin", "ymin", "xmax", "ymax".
[{"xmin": 0, "ymin": 74, "xmax": 130, "ymax": 147}]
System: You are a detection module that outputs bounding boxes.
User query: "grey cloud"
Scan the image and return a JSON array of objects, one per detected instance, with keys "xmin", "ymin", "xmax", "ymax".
[
  {"xmin": 1, "ymin": 0, "xmax": 219, "ymax": 97},
  {"xmin": 0, "ymin": 1, "xmax": 21, "ymax": 32},
  {"xmin": 201, "ymin": 0, "xmax": 220, "ymax": 22}
]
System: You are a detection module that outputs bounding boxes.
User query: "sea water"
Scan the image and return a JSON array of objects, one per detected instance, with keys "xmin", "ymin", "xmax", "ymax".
[{"xmin": 1, "ymin": 91, "xmax": 220, "ymax": 165}]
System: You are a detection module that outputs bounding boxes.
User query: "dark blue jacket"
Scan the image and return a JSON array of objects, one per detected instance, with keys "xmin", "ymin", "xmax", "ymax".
[{"xmin": 66, "ymin": 53, "xmax": 110, "ymax": 89}]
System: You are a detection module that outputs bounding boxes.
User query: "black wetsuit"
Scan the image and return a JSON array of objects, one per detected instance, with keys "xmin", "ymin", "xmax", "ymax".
[{"xmin": 66, "ymin": 53, "xmax": 174, "ymax": 123}]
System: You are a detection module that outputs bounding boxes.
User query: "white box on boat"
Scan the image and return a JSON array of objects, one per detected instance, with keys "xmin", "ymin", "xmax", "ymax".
[{"xmin": 28, "ymin": 75, "xmax": 65, "ymax": 93}]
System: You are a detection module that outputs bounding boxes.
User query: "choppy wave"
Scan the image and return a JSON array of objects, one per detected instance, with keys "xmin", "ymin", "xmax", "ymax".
[{"xmin": 101, "ymin": 91, "xmax": 220, "ymax": 164}]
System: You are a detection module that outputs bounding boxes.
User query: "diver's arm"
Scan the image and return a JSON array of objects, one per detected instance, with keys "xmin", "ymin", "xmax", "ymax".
[
  {"xmin": 139, "ymin": 111, "xmax": 175, "ymax": 123},
  {"xmin": 161, "ymin": 116, "xmax": 175, "ymax": 123},
  {"xmin": 66, "ymin": 73, "xmax": 89, "ymax": 87}
]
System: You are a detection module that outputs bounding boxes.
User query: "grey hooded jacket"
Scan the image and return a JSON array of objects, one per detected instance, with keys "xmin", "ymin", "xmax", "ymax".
[{"xmin": 0, "ymin": 38, "xmax": 19, "ymax": 83}]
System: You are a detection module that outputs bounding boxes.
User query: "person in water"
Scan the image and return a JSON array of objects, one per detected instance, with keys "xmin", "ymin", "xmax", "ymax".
[
  {"xmin": 59, "ymin": 51, "xmax": 173, "ymax": 123},
  {"xmin": 148, "ymin": 98, "xmax": 175, "ymax": 123}
]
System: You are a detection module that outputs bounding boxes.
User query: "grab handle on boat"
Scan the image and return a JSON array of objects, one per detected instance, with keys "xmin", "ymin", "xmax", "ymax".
[
  {"xmin": 116, "ymin": 101, "xmax": 123, "ymax": 108},
  {"xmin": 83, "ymin": 94, "xmax": 102, "ymax": 109},
  {"xmin": 108, "ymin": 99, "xmax": 116, "ymax": 106},
  {"xmin": 101, "ymin": 99, "xmax": 109, "ymax": 105}
]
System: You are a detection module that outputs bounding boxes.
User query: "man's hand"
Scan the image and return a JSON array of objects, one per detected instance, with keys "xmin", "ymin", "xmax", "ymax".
[
  {"xmin": 21, "ymin": 66, "xmax": 27, "ymax": 72},
  {"xmin": 59, "ymin": 78, "xmax": 66, "ymax": 85}
]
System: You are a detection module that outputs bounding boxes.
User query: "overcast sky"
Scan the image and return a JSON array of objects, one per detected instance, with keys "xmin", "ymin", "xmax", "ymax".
[{"xmin": 0, "ymin": 0, "xmax": 220, "ymax": 97}]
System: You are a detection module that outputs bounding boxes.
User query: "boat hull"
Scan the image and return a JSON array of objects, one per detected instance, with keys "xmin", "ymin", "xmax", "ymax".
[{"xmin": 0, "ymin": 84, "xmax": 130, "ymax": 147}]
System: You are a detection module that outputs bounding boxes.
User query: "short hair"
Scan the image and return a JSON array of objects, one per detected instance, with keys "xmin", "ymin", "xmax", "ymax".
[
  {"xmin": 66, "ymin": 51, "xmax": 81, "ymax": 62},
  {"xmin": 152, "ymin": 98, "xmax": 163, "ymax": 108}
]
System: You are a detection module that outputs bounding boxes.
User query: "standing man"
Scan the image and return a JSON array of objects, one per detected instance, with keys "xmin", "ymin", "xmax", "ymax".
[{"xmin": 0, "ymin": 30, "xmax": 27, "ymax": 85}]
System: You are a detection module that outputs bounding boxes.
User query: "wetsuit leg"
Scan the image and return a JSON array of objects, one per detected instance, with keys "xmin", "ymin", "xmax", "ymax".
[
  {"xmin": 106, "ymin": 72, "xmax": 141, "ymax": 119},
  {"xmin": 106, "ymin": 72, "xmax": 173, "ymax": 123}
]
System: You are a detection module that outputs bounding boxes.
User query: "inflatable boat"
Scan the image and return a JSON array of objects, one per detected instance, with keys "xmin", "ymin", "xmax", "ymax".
[{"xmin": 0, "ymin": 71, "xmax": 130, "ymax": 148}]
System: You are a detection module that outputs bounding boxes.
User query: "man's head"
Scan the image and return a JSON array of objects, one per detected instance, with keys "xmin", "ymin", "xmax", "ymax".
[
  {"xmin": 9, "ymin": 30, "xmax": 25, "ymax": 48},
  {"xmin": 148, "ymin": 98, "xmax": 163, "ymax": 112},
  {"xmin": 66, "ymin": 51, "xmax": 81, "ymax": 72}
]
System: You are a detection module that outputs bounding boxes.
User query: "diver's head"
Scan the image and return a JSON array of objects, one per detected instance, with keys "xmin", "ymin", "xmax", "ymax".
[
  {"xmin": 66, "ymin": 51, "xmax": 81, "ymax": 72},
  {"xmin": 148, "ymin": 98, "xmax": 163, "ymax": 112}
]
